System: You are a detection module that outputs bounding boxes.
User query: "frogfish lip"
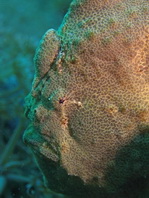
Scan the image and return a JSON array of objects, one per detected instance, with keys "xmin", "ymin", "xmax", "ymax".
[
  {"xmin": 23, "ymin": 124, "xmax": 44, "ymax": 149},
  {"xmin": 23, "ymin": 124, "xmax": 59, "ymax": 162}
]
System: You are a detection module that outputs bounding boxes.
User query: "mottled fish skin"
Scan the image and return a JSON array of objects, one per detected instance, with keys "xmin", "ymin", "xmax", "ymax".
[{"xmin": 24, "ymin": 0, "xmax": 149, "ymax": 196}]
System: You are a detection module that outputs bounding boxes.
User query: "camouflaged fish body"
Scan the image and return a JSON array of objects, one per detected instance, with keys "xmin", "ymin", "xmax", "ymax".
[{"xmin": 24, "ymin": 0, "xmax": 149, "ymax": 196}]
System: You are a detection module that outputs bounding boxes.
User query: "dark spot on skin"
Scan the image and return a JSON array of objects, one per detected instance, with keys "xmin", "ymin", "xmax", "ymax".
[{"xmin": 59, "ymin": 98, "xmax": 65, "ymax": 104}]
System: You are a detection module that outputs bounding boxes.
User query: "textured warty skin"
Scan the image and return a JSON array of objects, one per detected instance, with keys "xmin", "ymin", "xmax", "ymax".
[{"xmin": 24, "ymin": 0, "xmax": 149, "ymax": 197}]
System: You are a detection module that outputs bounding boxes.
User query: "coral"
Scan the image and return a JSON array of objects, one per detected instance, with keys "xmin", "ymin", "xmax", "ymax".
[{"xmin": 24, "ymin": 0, "xmax": 149, "ymax": 197}]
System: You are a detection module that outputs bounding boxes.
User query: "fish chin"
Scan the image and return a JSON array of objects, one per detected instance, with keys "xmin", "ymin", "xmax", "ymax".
[{"xmin": 23, "ymin": 124, "xmax": 59, "ymax": 162}]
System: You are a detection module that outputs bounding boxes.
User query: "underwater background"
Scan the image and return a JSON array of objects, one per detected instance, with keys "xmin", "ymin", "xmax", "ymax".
[
  {"xmin": 0, "ymin": 0, "xmax": 71, "ymax": 197},
  {"xmin": 1, "ymin": 1, "xmax": 149, "ymax": 198}
]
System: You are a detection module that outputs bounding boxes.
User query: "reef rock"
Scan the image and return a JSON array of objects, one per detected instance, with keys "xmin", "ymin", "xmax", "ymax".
[{"xmin": 24, "ymin": 0, "xmax": 149, "ymax": 197}]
